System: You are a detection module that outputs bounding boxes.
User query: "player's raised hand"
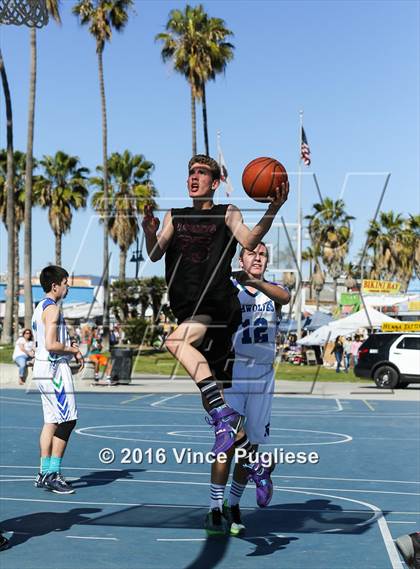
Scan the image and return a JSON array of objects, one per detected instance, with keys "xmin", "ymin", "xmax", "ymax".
[
  {"xmin": 232, "ymin": 269, "xmax": 258, "ymax": 286},
  {"xmin": 268, "ymin": 181, "xmax": 289, "ymax": 209},
  {"xmin": 142, "ymin": 204, "xmax": 160, "ymax": 235}
]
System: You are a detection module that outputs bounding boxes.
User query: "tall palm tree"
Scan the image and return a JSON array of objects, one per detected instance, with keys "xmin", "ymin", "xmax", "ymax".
[
  {"xmin": 306, "ymin": 198, "xmax": 354, "ymax": 303},
  {"xmin": 157, "ymin": 4, "xmax": 233, "ymax": 155},
  {"xmin": 199, "ymin": 14, "xmax": 234, "ymax": 155},
  {"xmin": 73, "ymin": 0, "xmax": 133, "ymax": 346},
  {"xmin": 0, "ymin": 49, "xmax": 15, "ymax": 344},
  {"xmin": 24, "ymin": 1, "xmax": 61, "ymax": 330},
  {"xmin": 0, "ymin": 151, "xmax": 29, "ymax": 338},
  {"xmin": 91, "ymin": 150, "xmax": 157, "ymax": 281},
  {"xmin": 35, "ymin": 151, "xmax": 89, "ymax": 265}
]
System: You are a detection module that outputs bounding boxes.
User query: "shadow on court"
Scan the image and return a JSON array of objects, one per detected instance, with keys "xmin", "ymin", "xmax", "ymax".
[
  {"xmin": 1, "ymin": 508, "xmax": 102, "ymax": 548},
  {"xmin": 85, "ymin": 498, "xmax": 376, "ymax": 534},
  {"xmin": 80, "ymin": 498, "xmax": 378, "ymax": 564},
  {"xmin": 71, "ymin": 468, "xmax": 146, "ymax": 489}
]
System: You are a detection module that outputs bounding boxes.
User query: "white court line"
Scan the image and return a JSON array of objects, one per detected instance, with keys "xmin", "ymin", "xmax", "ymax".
[
  {"xmin": 120, "ymin": 394, "xmax": 155, "ymax": 405},
  {"xmin": 157, "ymin": 538, "xmax": 206, "ymax": 542},
  {"xmin": 0, "ymin": 478, "xmax": 33, "ymax": 482},
  {"xmin": 156, "ymin": 535, "xmax": 288, "ymax": 542},
  {"xmin": 363, "ymin": 400, "xmax": 375, "ymax": 411},
  {"xmin": 1, "ymin": 396, "xmax": 418, "ymax": 418},
  {"xmin": 1, "ymin": 465, "xmax": 419, "ymax": 486},
  {"xmin": 284, "ymin": 488, "xmax": 403, "ymax": 569},
  {"xmin": 75, "ymin": 424, "xmax": 352, "ymax": 447},
  {"xmin": 1, "ymin": 474, "xmax": 418, "ymax": 496},
  {"xmin": 387, "ymin": 521, "xmax": 417, "ymax": 524},
  {"xmin": 150, "ymin": 394, "xmax": 183, "ymax": 407},
  {"xmin": 0, "ymin": 496, "xmax": 384, "ymax": 516},
  {"xmin": 66, "ymin": 536, "xmax": 118, "ymax": 541},
  {"xmin": 335, "ymin": 398, "xmax": 343, "ymax": 411}
]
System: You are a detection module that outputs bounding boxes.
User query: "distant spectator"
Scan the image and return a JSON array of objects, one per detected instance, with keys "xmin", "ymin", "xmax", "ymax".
[
  {"xmin": 12, "ymin": 329, "xmax": 35, "ymax": 385},
  {"xmin": 331, "ymin": 336, "xmax": 344, "ymax": 373},
  {"xmin": 343, "ymin": 336, "xmax": 352, "ymax": 373},
  {"xmin": 109, "ymin": 326, "xmax": 118, "ymax": 347},
  {"xmin": 88, "ymin": 328, "xmax": 114, "ymax": 384},
  {"xmin": 351, "ymin": 335, "xmax": 363, "ymax": 367}
]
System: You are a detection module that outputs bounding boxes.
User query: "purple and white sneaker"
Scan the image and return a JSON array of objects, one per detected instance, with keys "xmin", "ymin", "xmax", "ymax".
[
  {"xmin": 245, "ymin": 460, "xmax": 275, "ymax": 508},
  {"xmin": 206, "ymin": 406, "xmax": 243, "ymax": 455}
]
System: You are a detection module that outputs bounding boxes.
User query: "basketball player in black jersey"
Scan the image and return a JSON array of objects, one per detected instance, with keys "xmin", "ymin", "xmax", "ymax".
[{"xmin": 142, "ymin": 155, "xmax": 288, "ymax": 512}]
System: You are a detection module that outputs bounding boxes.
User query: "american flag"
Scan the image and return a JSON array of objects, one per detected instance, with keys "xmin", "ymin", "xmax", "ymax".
[{"xmin": 300, "ymin": 127, "xmax": 311, "ymax": 166}]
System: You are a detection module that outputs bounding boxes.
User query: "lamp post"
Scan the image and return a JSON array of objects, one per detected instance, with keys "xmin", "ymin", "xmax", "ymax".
[{"xmin": 130, "ymin": 233, "xmax": 144, "ymax": 279}]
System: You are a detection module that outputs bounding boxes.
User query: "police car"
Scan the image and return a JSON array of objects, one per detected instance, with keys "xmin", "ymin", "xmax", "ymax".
[{"xmin": 354, "ymin": 333, "xmax": 420, "ymax": 388}]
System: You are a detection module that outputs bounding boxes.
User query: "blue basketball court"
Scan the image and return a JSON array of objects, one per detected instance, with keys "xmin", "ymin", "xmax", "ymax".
[{"xmin": 0, "ymin": 389, "xmax": 419, "ymax": 568}]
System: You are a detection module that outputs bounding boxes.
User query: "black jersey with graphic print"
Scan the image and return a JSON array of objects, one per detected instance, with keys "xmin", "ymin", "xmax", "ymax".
[{"xmin": 165, "ymin": 204, "xmax": 238, "ymax": 322}]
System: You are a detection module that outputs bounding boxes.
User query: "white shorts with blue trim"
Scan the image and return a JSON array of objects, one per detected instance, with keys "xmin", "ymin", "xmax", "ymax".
[
  {"xmin": 33, "ymin": 360, "xmax": 78, "ymax": 424},
  {"xmin": 224, "ymin": 362, "xmax": 274, "ymax": 445}
]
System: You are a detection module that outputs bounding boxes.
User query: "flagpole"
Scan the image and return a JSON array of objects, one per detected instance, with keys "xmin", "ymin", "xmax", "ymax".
[{"xmin": 296, "ymin": 110, "xmax": 304, "ymax": 338}]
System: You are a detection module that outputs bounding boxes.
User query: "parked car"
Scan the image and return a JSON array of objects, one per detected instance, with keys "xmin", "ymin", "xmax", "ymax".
[{"xmin": 354, "ymin": 333, "xmax": 420, "ymax": 388}]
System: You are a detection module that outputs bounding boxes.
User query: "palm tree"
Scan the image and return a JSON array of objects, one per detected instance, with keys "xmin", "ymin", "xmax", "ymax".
[
  {"xmin": 137, "ymin": 279, "xmax": 150, "ymax": 318},
  {"xmin": 312, "ymin": 263, "xmax": 325, "ymax": 311},
  {"xmin": 306, "ymin": 198, "xmax": 354, "ymax": 303},
  {"xmin": 156, "ymin": 4, "xmax": 234, "ymax": 155},
  {"xmin": 366, "ymin": 211, "xmax": 404, "ymax": 281},
  {"xmin": 282, "ymin": 271, "xmax": 296, "ymax": 319},
  {"xmin": 408, "ymin": 214, "xmax": 420, "ymax": 280},
  {"xmin": 392, "ymin": 215, "xmax": 419, "ymax": 291},
  {"xmin": 91, "ymin": 150, "xmax": 157, "ymax": 281},
  {"xmin": 148, "ymin": 276, "xmax": 166, "ymax": 322},
  {"xmin": 199, "ymin": 14, "xmax": 234, "ymax": 155},
  {"xmin": 24, "ymin": 1, "xmax": 61, "ymax": 330},
  {"xmin": 0, "ymin": 151, "xmax": 29, "ymax": 338},
  {"xmin": 343, "ymin": 261, "xmax": 360, "ymax": 291},
  {"xmin": 35, "ymin": 151, "xmax": 89, "ymax": 265},
  {"xmin": 73, "ymin": 0, "xmax": 133, "ymax": 346},
  {"xmin": 0, "ymin": 49, "xmax": 15, "ymax": 344}
]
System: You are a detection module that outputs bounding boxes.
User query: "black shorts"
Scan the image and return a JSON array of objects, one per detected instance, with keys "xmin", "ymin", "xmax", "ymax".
[{"xmin": 177, "ymin": 295, "xmax": 242, "ymax": 389}]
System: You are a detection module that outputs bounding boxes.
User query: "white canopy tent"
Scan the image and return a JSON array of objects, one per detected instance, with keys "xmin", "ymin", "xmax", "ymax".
[
  {"xmin": 62, "ymin": 302, "xmax": 103, "ymax": 320},
  {"xmin": 298, "ymin": 307, "xmax": 399, "ymax": 346}
]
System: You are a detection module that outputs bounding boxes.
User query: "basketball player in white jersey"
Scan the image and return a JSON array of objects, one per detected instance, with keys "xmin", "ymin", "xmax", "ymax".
[
  {"xmin": 206, "ymin": 242, "xmax": 290, "ymax": 535},
  {"xmin": 32, "ymin": 266, "xmax": 84, "ymax": 494}
]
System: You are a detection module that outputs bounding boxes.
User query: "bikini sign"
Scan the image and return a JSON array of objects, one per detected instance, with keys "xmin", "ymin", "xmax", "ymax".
[{"xmin": 362, "ymin": 279, "xmax": 401, "ymax": 294}]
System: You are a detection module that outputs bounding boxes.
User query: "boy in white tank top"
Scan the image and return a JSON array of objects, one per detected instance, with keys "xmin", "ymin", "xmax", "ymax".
[
  {"xmin": 206, "ymin": 243, "xmax": 290, "ymax": 535},
  {"xmin": 32, "ymin": 266, "xmax": 84, "ymax": 494}
]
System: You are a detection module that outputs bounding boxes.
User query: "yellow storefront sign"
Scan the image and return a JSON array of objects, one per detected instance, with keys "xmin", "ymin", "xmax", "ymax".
[
  {"xmin": 381, "ymin": 321, "xmax": 420, "ymax": 332},
  {"xmin": 362, "ymin": 279, "xmax": 401, "ymax": 294}
]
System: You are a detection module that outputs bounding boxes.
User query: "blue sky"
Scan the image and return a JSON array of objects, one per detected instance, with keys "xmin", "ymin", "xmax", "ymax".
[{"xmin": 0, "ymin": 0, "xmax": 418, "ymax": 281}]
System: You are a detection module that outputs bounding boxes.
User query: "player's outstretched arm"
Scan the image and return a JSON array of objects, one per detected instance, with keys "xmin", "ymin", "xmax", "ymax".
[
  {"xmin": 142, "ymin": 206, "xmax": 174, "ymax": 262},
  {"xmin": 225, "ymin": 183, "xmax": 289, "ymax": 250},
  {"xmin": 234, "ymin": 271, "xmax": 291, "ymax": 305}
]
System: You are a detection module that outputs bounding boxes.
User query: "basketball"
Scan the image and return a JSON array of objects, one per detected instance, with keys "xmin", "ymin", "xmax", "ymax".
[{"xmin": 242, "ymin": 157, "xmax": 288, "ymax": 202}]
